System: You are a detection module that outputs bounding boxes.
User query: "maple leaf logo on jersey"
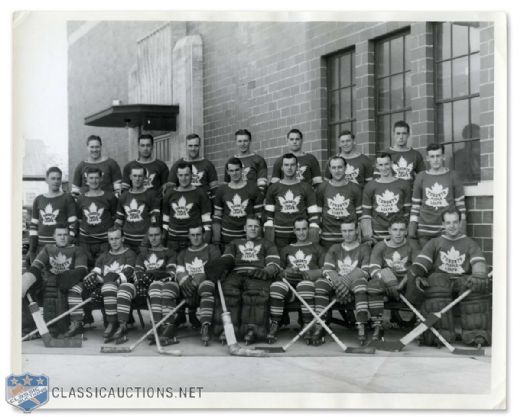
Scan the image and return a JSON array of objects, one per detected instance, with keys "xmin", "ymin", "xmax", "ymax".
[
  {"xmin": 385, "ymin": 251, "xmax": 408, "ymax": 273},
  {"xmin": 49, "ymin": 252, "xmax": 72, "ymax": 274},
  {"xmin": 40, "ymin": 203, "xmax": 60, "ymax": 226},
  {"xmin": 392, "ymin": 156, "xmax": 414, "ymax": 180},
  {"xmin": 296, "ymin": 164, "xmax": 308, "ymax": 181},
  {"xmin": 226, "ymin": 194, "xmax": 249, "ymax": 218},
  {"xmin": 185, "ymin": 257, "xmax": 206, "ymax": 276},
  {"xmin": 375, "ymin": 190, "xmax": 400, "ymax": 215},
  {"xmin": 439, "ymin": 247, "xmax": 466, "ymax": 274},
  {"xmin": 278, "ymin": 190, "xmax": 301, "ymax": 213},
  {"xmin": 171, "ymin": 196, "xmax": 193, "ymax": 219},
  {"xmin": 83, "ymin": 202, "xmax": 104, "ymax": 225},
  {"xmin": 191, "ymin": 165, "xmax": 205, "ymax": 187},
  {"xmin": 144, "ymin": 253, "xmax": 164, "ymax": 271},
  {"xmin": 288, "ymin": 249, "xmax": 312, "ymax": 271},
  {"xmin": 425, "ymin": 182, "xmax": 449, "ymax": 210},
  {"xmin": 103, "ymin": 261, "xmax": 122, "ymax": 275},
  {"xmin": 327, "ymin": 193, "xmax": 350, "ymax": 218},
  {"xmin": 344, "ymin": 164, "xmax": 360, "ymax": 183},
  {"xmin": 338, "ymin": 255, "xmax": 358, "ymax": 276},
  {"xmin": 241, "ymin": 167, "xmax": 251, "ymax": 181},
  {"xmin": 124, "ymin": 198, "xmax": 145, "ymax": 223},
  {"xmin": 238, "ymin": 241, "xmax": 262, "ymax": 262},
  {"xmin": 143, "ymin": 169, "xmax": 156, "ymax": 189}
]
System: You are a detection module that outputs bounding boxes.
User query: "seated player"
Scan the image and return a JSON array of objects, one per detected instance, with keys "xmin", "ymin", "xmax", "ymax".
[
  {"xmin": 367, "ymin": 217, "xmax": 420, "ymax": 341},
  {"xmin": 176, "ymin": 225, "xmax": 221, "ymax": 345},
  {"xmin": 314, "ymin": 221, "xmax": 371, "ymax": 345},
  {"xmin": 267, "ymin": 217, "xmax": 326, "ymax": 344},
  {"xmin": 408, "ymin": 209, "xmax": 490, "ymax": 347},
  {"xmin": 21, "ymin": 224, "xmax": 88, "ymax": 337}
]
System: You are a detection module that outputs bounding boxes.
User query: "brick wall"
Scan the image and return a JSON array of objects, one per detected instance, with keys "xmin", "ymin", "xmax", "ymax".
[{"xmin": 466, "ymin": 196, "xmax": 493, "ymax": 265}]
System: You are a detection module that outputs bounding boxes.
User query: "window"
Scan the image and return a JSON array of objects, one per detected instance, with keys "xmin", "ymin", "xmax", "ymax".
[
  {"xmin": 435, "ymin": 22, "xmax": 481, "ymax": 184},
  {"xmin": 375, "ymin": 30, "xmax": 412, "ymax": 152},
  {"xmin": 327, "ymin": 49, "xmax": 355, "ymax": 154}
]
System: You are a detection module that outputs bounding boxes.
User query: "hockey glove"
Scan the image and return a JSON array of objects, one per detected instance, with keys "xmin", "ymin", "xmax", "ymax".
[
  {"xmin": 415, "ymin": 276, "xmax": 430, "ymax": 292},
  {"xmin": 284, "ymin": 268, "xmax": 302, "ymax": 285},
  {"xmin": 120, "ymin": 266, "xmax": 135, "ymax": 284},
  {"xmin": 250, "ymin": 269, "xmax": 269, "ymax": 281},
  {"xmin": 83, "ymin": 272, "xmax": 103, "ymax": 291},
  {"xmin": 465, "ymin": 274, "xmax": 488, "ymax": 294},
  {"xmin": 326, "ymin": 271, "xmax": 349, "ymax": 303},
  {"xmin": 104, "ymin": 272, "xmax": 119, "ymax": 284},
  {"xmin": 180, "ymin": 276, "xmax": 197, "ymax": 297},
  {"xmin": 379, "ymin": 268, "xmax": 399, "ymax": 299},
  {"xmin": 264, "ymin": 264, "xmax": 280, "ymax": 280}
]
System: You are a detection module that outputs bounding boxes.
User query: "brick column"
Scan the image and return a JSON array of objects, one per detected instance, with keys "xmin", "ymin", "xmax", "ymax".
[{"xmin": 479, "ymin": 22, "xmax": 494, "ymax": 181}]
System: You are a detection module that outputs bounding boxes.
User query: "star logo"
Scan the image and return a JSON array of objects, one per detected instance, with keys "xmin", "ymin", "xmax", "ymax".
[
  {"xmin": 83, "ymin": 202, "xmax": 104, "ymax": 225},
  {"xmin": 439, "ymin": 247, "xmax": 466, "ymax": 274},
  {"xmin": 185, "ymin": 257, "xmax": 206, "ymax": 276},
  {"xmin": 49, "ymin": 252, "xmax": 72, "ymax": 274},
  {"xmin": 143, "ymin": 169, "xmax": 157, "ymax": 189},
  {"xmin": 278, "ymin": 189, "xmax": 301, "ymax": 214},
  {"xmin": 327, "ymin": 193, "xmax": 350, "ymax": 218},
  {"xmin": 191, "ymin": 165, "xmax": 205, "ymax": 186},
  {"xmin": 425, "ymin": 182, "xmax": 450, "ymax": 210},
  {"xmin": 40, "ymin": 203, "xmax": 59, "ymax": 226},
  {"xmin": 288, "ymin": 249, "xmax": 312, "ymax": 271},
  {"xmin": 296, "ymin": 164, "xmax": 308, "ymax": 181},
  {"xmin": 375, "ymin": 189, "xmax": 400, "ymax": 214},
  {"xmin": 144, "ymin": 253, "xmax": 164, "ymax": 270},
  {"xmin": 385, "ymin": 251, "xmax": 408, "ymax": 273},
  {"xmin": 392, "ymin": 156, "xmax": 414, "ymax": 180},
  {"xmin": 171, "ymin": 196, "xmax": 193, "ymax": 219},
  {"xmin": 338, "ymin": 255, "xmax": 358, "ymax": 276},
  {"xmin": 238, "ymin": 241, "xmax": 262, "ymax": 262},
  {"xmin": 124, "ymin": 198, "xmax": 145, "ymax": 223},
  {"xmin": 104, "ymin": 260, "xmax": 122, "ymax": 275},
  {"xmin": 344, "ymin": 164, "xmax": 360, "ymax": 183}
]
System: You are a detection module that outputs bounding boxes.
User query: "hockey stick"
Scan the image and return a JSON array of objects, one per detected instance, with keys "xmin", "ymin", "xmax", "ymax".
[
  {"xmin": 217, "ymin": 280, "xmax": 267, "ymax": 357},
  {"xmin": 100, "ymin": 300, "xmax": 186, "ymax": 353},
  {"xmin": 146, "ymin": 298, "xmax": 181, "ymax": 356},
  {"xmin": 398, "ymin": 294, "xmax": 484, "ymax": 356},
  {"xmin": 22, "ymin": 297, "xmax": 93, "ymax": 341},
  {"xmin": 257, "ymin": 299, "xmax": 337, "ymax": 353},
  {"xmin": 372, "ymin": 289, "xmax": 472, "ymax": 352},
  {"xmin": 282, "ymin": 278, "xmax": 375, "ymax": 354},
  {"xmin": 26, "ymin": 294, "xmax": 82, "ymax": 348}
]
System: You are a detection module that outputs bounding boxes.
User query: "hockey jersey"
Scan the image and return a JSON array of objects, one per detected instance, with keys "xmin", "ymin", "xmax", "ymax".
[
  {"xmin": 33, "ymin": 244, "xmax": 88, "ymax": 275},
  {"xmin": 323, "ymin": 242, "xmax": 371, "ymax": 277},
  {"xmin": 77, "ymin": 192, "xmax": 118, "ymax": 244},
  {"xmin": 169, "ymin": 158, "xmax": 218, "ymax": 196},
  {"xmin": 136, "ymin": 247, "xmax": 177, "ymax": 273},
  {"xmin": 72, "ymin": 158, "xmax": 122, "ymax": 195},
  {"xmin": 176, "ymin": 243, "xmax": 221, "ymax": 282},
  {"xmin": 265, "ymin": 181, "xmax": 320, "ymax": 238},
  {"xmin": 223, "ymin": 237, "xmax": 281, "ymax": 274},
  {"xmin": 380, "ymin": 148, "xmax": 425, "ymax": 182},
  {"xmin": 271, "ymin": 153, "xmax": 322, "ymax": 185},
  {"xmin": 122, "ymin": 159, "xmax": 169, "ymax": 191},
  {"xmin": 316, "ymin": 181, "xmax": 363, "ymax": 245},
  {"xmin": 92, "ymin": 248, "xmax": 136, "ymax": 281},
  {"xmin": 413, "ymin": 234, "xmax": 487, "ymax": 276},
  {"xmin": 411, "ymin": 170, "xmax": 466, "ymax": 238},
  {"xmin": 280, "ymin": 242, "xmax": 325, "ymax": 271},
  {"xmin": 30, "ymin": 193, "xmax": 77, "ymax": 245},
  {"xmin": 324, "ymin": 154, "xmax": 374, "ymax": 185},
  {"xmin": 368, "ymin": 239, "xmax": 420, "ymax": 279},
  {"xmin": 223, "ymin": 154, "xmax": 268, "ymax": 190}
]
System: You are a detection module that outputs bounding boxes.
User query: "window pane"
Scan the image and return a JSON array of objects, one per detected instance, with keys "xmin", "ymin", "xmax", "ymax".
[
  {"xmin": 452, "ymin": 57, "xmax": 469, "ymax": 97},
  {"xmin": 470, "ymin": 25, "xmax": 480, "ymax": 53},
  {"xmin": 452, "ymin": 24, "xmax": 469, "ymax": 57},
  {"xmin": 390, "ymin": 36, "xmax": 404, "ymax": 74},
  {"xmin": 340, "ymin": 88, "xmax": 352, "ymax": 120},
  {"xmin": 329, "ymin": 57, "xmax": 339, "ymax": 90},
  {"xmin": 341, "ymin": 122, "xmax": 353, "ymax": 136},
  {"xmin": 405, "ymin": 35, "xmax": 411, "ymax": 71},
  {"xmin": 391, "ymin": 112, "xmax": 405, "ymax": 129},
  {"xmin": 470, "ymin": 53, "xmax": 480, "ymax": 95},
  {"xmin": 329, "ymin": 91, "xmax": 340, "ymax": 122},
  {"xmin": 452, "ymin": 140, "xmax": 481, "ymax": 183},
  {"xmin": 453, "ymin": 100, "xmax": 469, "ymax": 141},
  {"xmin": 391, "ymin": 74, "xmax": 404, "ymax": 110},
  {"xmin": 437, "ymin": 22, "xmax": 451, "ymax": 60},
  {"xmin": 329, "ymin": 123, "xmax": 339, "ymax": 153},
  {"xmin": 340, "ymin": 53, "xmax": 352, "ymax": 87},
  {"xmin": 377, "ymin": 115, "xmax": 390, "ymax": 152},
  {"xmin": 376, "ymin": 42, "xmax": 390, "ymax": 76},
  {"xmin": 470, "ymin": 97, "xmax": 480, "ymax": 137},
  {"xmin": 437, "ymin": 61, "xmax": 452, "ymax": 99},
  {"xmin": 377, "ymin": 78, "xmax": 390, "ymax": 112},
  {"xmin": 405, "ymin": 71, "xmax": 412, "ymax": 108},
  {"xmin": 437, "ymin": 102, "xmax": 452, "ymax": 142}
]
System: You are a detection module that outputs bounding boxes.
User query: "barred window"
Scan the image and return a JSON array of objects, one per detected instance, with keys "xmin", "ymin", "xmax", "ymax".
[
  {"xmin": 375, "ymin": 30, "xmax": 411, "ymax": 152},
  {"xmin": 327, "ymin": 49, "xmax": 355, "ymax": 154},
  {"xmin": 435, "ymin": 22, "xmax": 481, "ymax": 184}
]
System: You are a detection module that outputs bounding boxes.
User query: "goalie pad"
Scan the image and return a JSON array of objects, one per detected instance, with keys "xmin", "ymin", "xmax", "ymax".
[
  {"xmin": 42, "ymin": 274, "xmax": 69, "ymax": 335},
  {"xmin": 57, "ymin": 268, "xmax": 87, "ymax": 291},
  {"xmin": 240, "ymin": 279, "xmax": 270, "ymax": 339},
  {"xmin": 460, "ymin": 292, "xmax": 491, "ymax": 346},
  {"xmin": 204, "ymin": 257, "xmax": 235, "ymax": 283}
]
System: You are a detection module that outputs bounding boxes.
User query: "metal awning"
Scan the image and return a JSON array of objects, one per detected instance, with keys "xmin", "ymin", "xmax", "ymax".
[{"xmin": 84, "ymin": 104, "xmax": 179, "ymax": 131}]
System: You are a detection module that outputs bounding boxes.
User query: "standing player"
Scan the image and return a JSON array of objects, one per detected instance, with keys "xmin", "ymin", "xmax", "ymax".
[
  {"xmin": 224, "ymin": 129, "xmax": 268, "ymax": 194},
  {"xmin": 121, "ymin": 134, "xmax": 169, "ymax": 192},
  {"xmin": 268, "ymin": 218, "xmax": 326, "ymax": 344},
  {"xmin": 314, "ymin": 221, "xmax": 371, "ymax": 345},
  {"xmin": 324, "ymin": 131, "xmax": 374, "ymax": 186},
  {"xmin": 213, "ymin": 157, "xmax": 263, "ymax": 249},
  {"xmin": 409, "ymin": 143, "xmax": 467, "ymax": 247},
  {"xmin": 162, "ymin": 162, "xmax": 212, "ymax": 252},
  {"xmin": 316, "ymin": 156, "xmax": 363, "ymax": 249},
  {"xmin": 264, "ymin": 153, "xmax": 320, "ymax": 248},
  {"xmin": 71, "ymin": 135, "xmax": 122, "ymax": 197},
  {"xmin": 270, "ymin": 128, "xmax": 322, "ymax": 187},
  {"xmin": 360, "ymin": 152, "xmax": 411, "ymax": 242}
]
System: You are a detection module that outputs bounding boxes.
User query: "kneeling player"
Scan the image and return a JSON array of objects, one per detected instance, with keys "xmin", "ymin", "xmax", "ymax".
[
  {"xmin": 268, "ymin": 217, "xmax": 325, "ymax": 344},
  {"xmin": 314, "ymin": 221, "xmax": 371, "ymax": 345}
]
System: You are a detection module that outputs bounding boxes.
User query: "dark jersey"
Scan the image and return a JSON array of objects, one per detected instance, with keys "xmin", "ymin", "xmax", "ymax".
[
  {"xmin": 176, "ymin": 244, "xmax": 221, "ymax": 282},
  {"xmin": 30, "ymin": 193, "xmax": 77, "ymax": 245},
  {"xmin": 223, "ymin": 237, "xmax": 281, "ymax": 274},
  {"xmin": 169, "ymin": 158, "xmax": 218, "ymax": 196},
  {"xmin": 224, "ymin": 154, "xmax": 268, "ymax": 190},
  {"xmin": 271, "ymin": 153, "xmax": 322, "ymax": 185},
  {"xmin": 368, "ymin": 239, "xmax": 420, "ymax": 279},
  {"xmin": 72, "ymin": 158, "xmax": 122, "ymax": 195},
  {"xmin": 382, "ymin": 148, "xmax": 425, "ymax": 182},
  {"xmin": 280, "ymin": 242, "xmax": 325, "ymax": 271},
  {"xmin": 33, "ymin": 244, "xmax": 88, "ymax": 275},
  {"xmin": 77, "ymin": 192, "xmax": 118, "ymax": 244},
  {"xmin": 92, "ymin": 248, "xmax": 136, "ymax": 278},
  {"xmin": 324, "ymin": 154, "xmax": 374, "ymax": 185},
  {"xmin": 122, "ymin": 159, "xmax": 169, "ymax": 191},
  {"xmin": 136, "ymin": 247, "xmax": 176, "ymax": 272},
  {"xmin": 323, "ymin": 242, "xmax": 371, "ymax": 277}
]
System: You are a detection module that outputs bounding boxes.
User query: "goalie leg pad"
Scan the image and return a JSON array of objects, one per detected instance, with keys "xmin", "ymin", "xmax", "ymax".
[
  {"xmin": 117, "ymin": 283, "xmax": 136, "ymax": 323},
  {"xmin": 198, "ymin": 280, "xmax": 215, "ymax": 325},
  {"xmin": 460, "ymin": 292, "xmax": 492, "ymax": 346},
  {"xmin": 269, "ymin": 281, "xmax": 289, "ymax": 320},
  {"xmin": 67, "ymin": 283, "xmax": 85, "ymax": 322},
  {"xmin": 367, "ymin": 278, "xmax": 385, "ymax": 319},
  {"xmin": 101, "ymin": 282, "xmax": 118, "ymax": 322},
  {"xmin": 240, "ymin": 278, "xmax": 270, "ymax": 339},
  {"xmin": 213, "ymin": 274, "xmax": 243, "ymax": 336},
  {"xmin": 420, "ymin": 273, "xmax": 454, "ymax": 346},
  {"xmin": 296, "ymin": 280, "xmax": 315, "ymax": 323},
  {"xmin": 43, "ymin": 274, "xmax": 69, "ymax": 335}
]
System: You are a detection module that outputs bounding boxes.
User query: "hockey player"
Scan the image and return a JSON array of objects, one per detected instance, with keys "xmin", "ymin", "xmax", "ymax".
[
  {"xmin": 121, "ymin": 134, "xmax": 169, "ymax": 192},
  {"xmin": 71, "ymin": 135, "xmax": 122, "ymax": 197},
  {"xmin": 213, "ymin": 157, "xmax": 263, "ymax": 249},
  {"xmin": 167, "ymin": 133, "xmax": 219, "ymax": 201},
  {"xmin": 324, "ymin": 131, "xmax": 374, "ymax": 186},
  {"xmin": 224, "ymin": 129, "xmax": 268, "ymax": 194},
  {"xmin": 314, "ymin": 221, "xmax": 371, "ymax": 345},
  {"xmin": 162, "ymin": 162, "xmax": 212, "ymax": 252},
  {"xmin": 21, "ymin": 224, "xmax": 88, "ymax": 337},
  {"xmin": 409, "ymin": 143, "xmax": 467, "ymax": 247},
  {"xmin": 176, "ymin": 225, "xmax": 221, "ymax": 345},
  {"xmin": 408, "ymin": 209, "xmax": 490, "ymax": 347},
  {"xmin": 217, "ymin": 216, "xmax": 281, "ymax": 344},
  {"xmin": 267, "ymin": 217, "xmax": 326, "ymax": 344},
  {"xmin": 367, "ymin": 217, "xmax": 420, "ymax": 341},
  {"xmin": 264, "ymin": 153, "xmax": 321, "ymax": 248},
  {"xmin": 76, "ymin": 166, "xmax": 118, "ymax": 268},
  {"xmin": 84, "ymin": 227, "xmax": 136, "ymax": 344},
  {"xmin": 115, "ymin": 166, "xmax": 161, "ymax": 254},
  {"xmin": 316, "ymin": 156, "xmax": 363, "ymax": 249},
  {"xmin": 270, "ymin": 128, "xmax": 323, "ymax": 186},
  {"xmin": 29, "ymin": 167, "xmax": 77, "ymax": 264},
  {"xmin": 360, "ymin": 152, "xmax": 411, "ymax": 242}
]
